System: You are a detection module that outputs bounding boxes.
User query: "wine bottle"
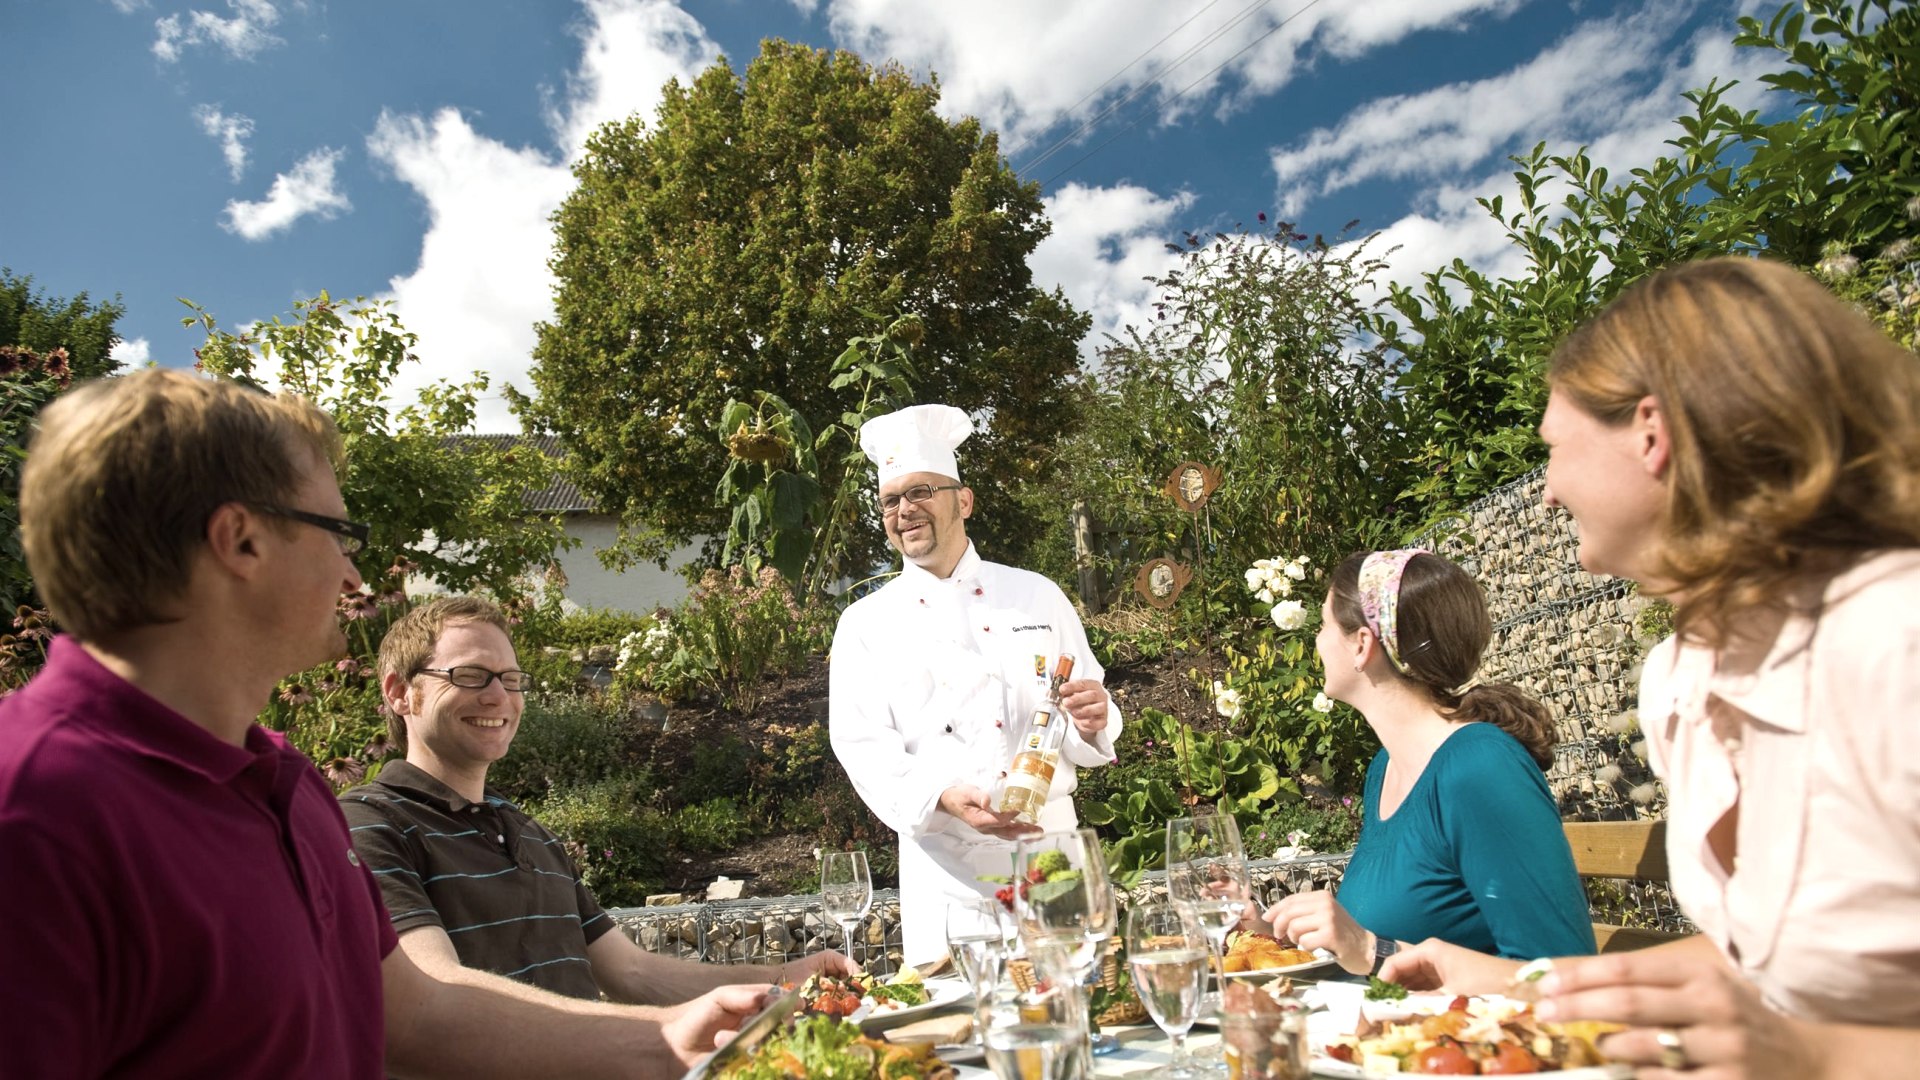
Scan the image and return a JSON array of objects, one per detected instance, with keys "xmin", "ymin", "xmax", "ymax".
[{"xmin": 996, "ymin": 656, "xmax": 1075, "ymax": 824}]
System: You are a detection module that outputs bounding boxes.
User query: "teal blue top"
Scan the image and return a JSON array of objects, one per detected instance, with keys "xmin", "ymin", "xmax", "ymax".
[{"xmin": 1336, "ymin": 723, "xmax": 1596, "ymax": 961}]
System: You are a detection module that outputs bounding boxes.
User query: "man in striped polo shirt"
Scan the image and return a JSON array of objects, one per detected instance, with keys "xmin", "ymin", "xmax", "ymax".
[{"xmin": 341, "ymin": 596, "xmax": 854, "ymax": 1003}]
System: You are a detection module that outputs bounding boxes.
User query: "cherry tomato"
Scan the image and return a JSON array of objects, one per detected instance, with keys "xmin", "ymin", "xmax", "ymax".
[
  {"xmin": 1410, "ymin": 1043, "xmax": 1478, "ymax": 1074},
  {"xmin": 1480, "ymin": 1044, "xmax": 1542, "ymax": 1074},
  {"xmin": 1324, "ymin": 1045, "xmax": 1356, "ymax": 1064},
  {"xmin": 1449, "ymin": 995, "xmax": 1472, "ymax": 1012}
]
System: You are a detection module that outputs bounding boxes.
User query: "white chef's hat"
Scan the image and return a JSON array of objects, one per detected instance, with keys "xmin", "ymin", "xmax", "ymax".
[{"xmin": 858, "ymin": 404, "xmax": 974, "ymax": 485}]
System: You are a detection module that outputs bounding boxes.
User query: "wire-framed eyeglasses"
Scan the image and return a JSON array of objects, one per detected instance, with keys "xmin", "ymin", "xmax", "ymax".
[
  {"xmin": 877, "ymin": 483, "xmax": 963, "ymax": 514},
  {"xmin": 417, "ymin": 666, "xmax": 535, "ymax": 693},
  {"xmin": 254, "ymin": 504, "xmax": 370, "ymax": 556}
]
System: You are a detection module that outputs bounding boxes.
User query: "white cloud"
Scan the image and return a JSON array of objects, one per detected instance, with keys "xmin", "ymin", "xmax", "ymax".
[
  {"xmin": 110, "ymin": 337, "xmax": 153, "ymax": 366},
  {"xmin": 817, "ymin": 0, "xmax": 1526, "ymax": 161},
  {"xmin": 110, "ymin": 0, "xmax": 149, "ymax": 13},
  {"xmin": 366, "ymin": 0, "xmax": 718, "ymax": 430},
  {"xmin": 153, "ymin": 0, "xmax": 284, "ymax": 63},
  {"xmin": 192, "ymin": 104, "xmax": 255, "ymax": 181},
  {"xmin": 1269, "ymin": 0, "xmax": 1774, "ymax": 219},
  {"xmin": 546, "ymin": 0, "xmax": 721, "ymax": 158},
  {"xmin": 1032, "ymin": 182, "xmax": 1194, "ymax": 356},
  {"xmin": 220, "ymin": 147, "xmax": 350, "ymax": 240}
]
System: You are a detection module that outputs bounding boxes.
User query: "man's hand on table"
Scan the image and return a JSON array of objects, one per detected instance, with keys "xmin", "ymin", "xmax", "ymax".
[
  {"xmin": 775, "ymin": 950, "xmax": 859, "ymax": 985},
  {"xmin": 658, "ymin": 983, "xmax": 773, "ymax": 1064},
  {"xmin": 939, "ymin": 785, "xmax": 1041, "ymax": 840},
  {"xmin": 1059, "ymin": 679, "xmax": 1110, "ymax": 739}
]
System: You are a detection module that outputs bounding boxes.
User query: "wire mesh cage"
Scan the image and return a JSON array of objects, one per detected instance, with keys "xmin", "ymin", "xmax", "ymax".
[
  {"xmin": 1412, "ymin": 468, "xmax": 1666, "ymax": 823},
  {"xmin": 610, "ymin": 889, "xmax": 907, "ymax": 973}
]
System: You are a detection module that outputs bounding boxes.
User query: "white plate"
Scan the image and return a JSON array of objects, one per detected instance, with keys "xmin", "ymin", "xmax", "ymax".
[
  {"xmin": 1302, "ymin": 989, "xmax": 1632, "ymax": 1079},
  {"xmin": 853, "ymin": 977, "xmax": 972, "ymax": 1030},
  {"xmin": 1221, "ymin": 949, "xmax": 1339, "ymax": 979}
]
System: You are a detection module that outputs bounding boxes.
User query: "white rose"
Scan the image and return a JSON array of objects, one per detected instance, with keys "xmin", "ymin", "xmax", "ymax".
[
  {"xmin": 1270, "ymin": 599, "xmax": 1308, "ymax": 631},
  {"xmin": 1212, "ymin": 680, "xmax": 1242, "ymax": 720},
  {"xmin": 1244, "ymin": 568, "xmax": 1265, "ymax": 592},
  {"xmin": 1255, "ymin": 586, "xmax": 1276, "ymax": 604},
  {"xmin": 1283, "ymin": 559, "xmax": 1307, "ymax": 581},
  {"xmin": 1311, "ymin": 691, "xmax": 1333, "ymax": 713}
]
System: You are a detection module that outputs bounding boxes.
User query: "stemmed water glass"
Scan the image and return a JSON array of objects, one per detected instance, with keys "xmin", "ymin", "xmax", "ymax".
[
  {"xmin": 948, "ymin": 897, "xmax": 1010, "ymax": 997},
  {"xmin": 1166, "ymin": 806, "xmax": 1253, "ymax": 1010},
  {"xmin": 1126, "ymin": 901, "xmax": 1212, "ymax": 1079},
  {"xmin": 820, "ymin": 850, "xmax": 872, "ymax": 969},
  {"xmin": 1014, "ymin": 828, "xmax": 1117, "ymax": 1072}
]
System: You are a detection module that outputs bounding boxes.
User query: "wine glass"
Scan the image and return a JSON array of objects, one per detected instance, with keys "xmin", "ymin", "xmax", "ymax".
[
  {"xmin": 1014, "ymin": 828, "xmax": 1116, "ymax": 1072},
  {"xmin": 1166, "ymin": 806, "xmax": 1253, "ymax": 1013},
  {"xmin": 947, "ymin": 897, "xmax": 1009, "ymax": 997},
  {"xmin": 820, "ymin": 850, "xmax": 872, "ymax": 969},
  {"xmin": 1126, "ymin": 901, "xmax": 1212, "ymax": 1079}
]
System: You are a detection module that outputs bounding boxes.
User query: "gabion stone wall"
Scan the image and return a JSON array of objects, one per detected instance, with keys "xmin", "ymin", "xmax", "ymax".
[
  {"xmin": 607, "ymin": 855, "xmax": 1350, "ymax": 966},
  {"xmin": 1415, "ymin": 468, "xmax": 1666, "ymax": 822}
]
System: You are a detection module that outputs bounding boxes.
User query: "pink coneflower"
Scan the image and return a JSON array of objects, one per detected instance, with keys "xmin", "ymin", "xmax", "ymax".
[
  {"xmin": 279, "ymin": 684, "xmax": 314, "ymax": 706},
  {"xmin": 322, "ymin": 757, "xmax": 366, "ymax": 789}
]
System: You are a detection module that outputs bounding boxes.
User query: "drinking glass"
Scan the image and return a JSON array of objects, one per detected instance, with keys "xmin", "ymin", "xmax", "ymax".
[
  {"xmin": 1014, "ymin": 828, "xmax": 1116, "ymax": 1072},
  {"xmin": 948, "ymin": 897, "xmax": 1009, "ymax": 997},
  {"xmin": 981, "ymin": 980, "xmax": 1080, "ymax": 1080},
  {"xmin": 1166, "ymin": 807, "xmax": 1253, "ymax": 980},
  {"xmin": 820, "ymin": 850, "xmax": 872, "ymax": 969},
  {"xmin": 1126, "ymin": 901, "xmax": 1212, "ymax": 1079}
]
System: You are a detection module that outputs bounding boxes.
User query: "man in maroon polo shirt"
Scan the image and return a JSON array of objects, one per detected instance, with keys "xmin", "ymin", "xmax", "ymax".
[{"xmin": 0, "ymin": 370, "xmax": 767, "ymax": 1077}]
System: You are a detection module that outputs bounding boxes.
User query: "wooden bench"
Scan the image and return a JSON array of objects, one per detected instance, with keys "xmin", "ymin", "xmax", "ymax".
[{"xmin": 1563, "ymin": 820, "xmax": 1689, "ymax": 953}]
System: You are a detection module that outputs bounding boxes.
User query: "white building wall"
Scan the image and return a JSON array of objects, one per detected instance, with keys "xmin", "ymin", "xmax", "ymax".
[{"xmin": 551, "ymin": 517, "xmax": 706, "ymax": 615}]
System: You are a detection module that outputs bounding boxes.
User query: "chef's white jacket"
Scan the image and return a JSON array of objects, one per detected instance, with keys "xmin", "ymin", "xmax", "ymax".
[{"xmin": 828, "ymin": 542, "xmax": 1121, "ymax": 964}]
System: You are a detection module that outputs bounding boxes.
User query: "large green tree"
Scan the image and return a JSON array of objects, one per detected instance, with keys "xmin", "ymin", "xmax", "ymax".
[
  {"xmin": 0, "ymin": 270, "xmax": 124, "ymax": 623},
  {"xmin": 0, "ymin": 268, "xmax": 124, "ymax": 381},
  {"xmin": 521, "ymin": 40, "xmax": 1090, "ymax": 572}
]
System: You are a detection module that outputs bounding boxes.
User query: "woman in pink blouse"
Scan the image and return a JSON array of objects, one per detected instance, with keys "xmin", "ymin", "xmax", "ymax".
[{"xmin": 1382, "ymin": 256, "xmax": 1920, "ymax": 1077}]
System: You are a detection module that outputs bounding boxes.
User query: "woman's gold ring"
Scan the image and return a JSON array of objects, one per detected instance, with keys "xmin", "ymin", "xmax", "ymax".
[{"xmin": 1654, "ymin": 1027, "xmax": 1689, "ymax": 1070}]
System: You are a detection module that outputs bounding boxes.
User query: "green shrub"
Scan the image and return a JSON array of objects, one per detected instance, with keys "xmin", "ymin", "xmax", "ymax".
[
  {"xmin": 613, "ymin": 565, "xmax": 826, "ymax": 714},
  {"xmin": 488, "ymin": 693, "xmax": 647, "ymax": 804},
  {"xmin": 661, "ymin": 796, "xmax": 750, "ymax": 852},
  {"xmin": 1247, "ymin": 796, "xmax": 1362, "ymax": 857},
  {"xmin": 526, "ymin": 775, "xmax": 667, "ymax": 907}
]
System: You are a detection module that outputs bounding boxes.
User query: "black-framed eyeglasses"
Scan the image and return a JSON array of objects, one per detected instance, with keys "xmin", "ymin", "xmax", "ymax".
[
  {"xmin": 417, "ymin": 666, "xmax": 535, "ymax": 693},
  {"xmin": 254, "ymin": 504, "xmax": 370, "ymax": 556},
  {"xmin": 878, "ymin": 483, "xmax": 963, "ymax": 514}
]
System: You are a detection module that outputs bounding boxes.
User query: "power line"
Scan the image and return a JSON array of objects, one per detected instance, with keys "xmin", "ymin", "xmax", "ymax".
[
  {"xmin": 1003, "ymin": 0, "xmax": 1229, "ymax": 162},
  {"xmin": 1016, "ymin": 0, "xmax": 1279, "ymax": 176},
  {"xmin": 1038, "ymin": 0, "xmax": 1329, "ymax": 190}
]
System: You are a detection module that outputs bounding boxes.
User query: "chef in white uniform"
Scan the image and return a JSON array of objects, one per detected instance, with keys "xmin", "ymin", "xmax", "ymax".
[{"xmin": 828, "ymin": 404, "xmax": 1122, "ymax": 967}]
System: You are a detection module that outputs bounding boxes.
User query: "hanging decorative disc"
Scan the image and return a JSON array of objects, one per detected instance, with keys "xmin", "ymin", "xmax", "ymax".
[
  {"xmin": 1164, "ymin": 461, "xmax": 1222, "ymax": 511},
  {"xmin": 1134, "ymin": 557, "xmax": 1194, "ymax": 609}
]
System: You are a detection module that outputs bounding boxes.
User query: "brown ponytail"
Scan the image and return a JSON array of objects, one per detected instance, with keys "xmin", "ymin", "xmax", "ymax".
[{"xmin": 1329, "ymin": 551, "xmax": 1558, "ymax": 771}]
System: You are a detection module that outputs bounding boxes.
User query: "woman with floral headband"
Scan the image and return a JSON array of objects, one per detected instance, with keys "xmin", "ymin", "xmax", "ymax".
[
  {"xmin": 1382, "ymin": 257, "xmax": 1920, "ymax": 1077},
  {"xmin": 1263, "ymin": 548, "xmax": 1596, "ymax": 975}
]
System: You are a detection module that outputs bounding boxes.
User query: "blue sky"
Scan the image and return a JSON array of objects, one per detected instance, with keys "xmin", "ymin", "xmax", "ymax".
[{"xmin": 6, "ymin": 0, "xmax": 1773, "ymax": 429}]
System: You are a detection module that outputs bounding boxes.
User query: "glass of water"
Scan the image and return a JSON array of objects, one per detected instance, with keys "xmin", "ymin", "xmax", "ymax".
[
  {"xmin": 982, "ymin": 981, "xmax": 1080, "ymax": 1080},
  {"xmin": 820, "ymin": 850, "xmax": 871, "ymax": 969},
  {"xmin": 1166, "ymin": 806, "xmax": 1252, "ymax": 987},
  {"xmin": 1126, "ymin": 901, "xmax": 1212, "ymax": 1079},
  {"xmin": 948, "ymin": 897, "xmax": 1009, "ymax": 998}
]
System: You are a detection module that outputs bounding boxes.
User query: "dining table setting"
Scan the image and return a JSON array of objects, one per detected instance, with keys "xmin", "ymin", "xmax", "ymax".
[{"xmin": 685, "ymin": 804, "xmax": 1623, "ymax": 1079}]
